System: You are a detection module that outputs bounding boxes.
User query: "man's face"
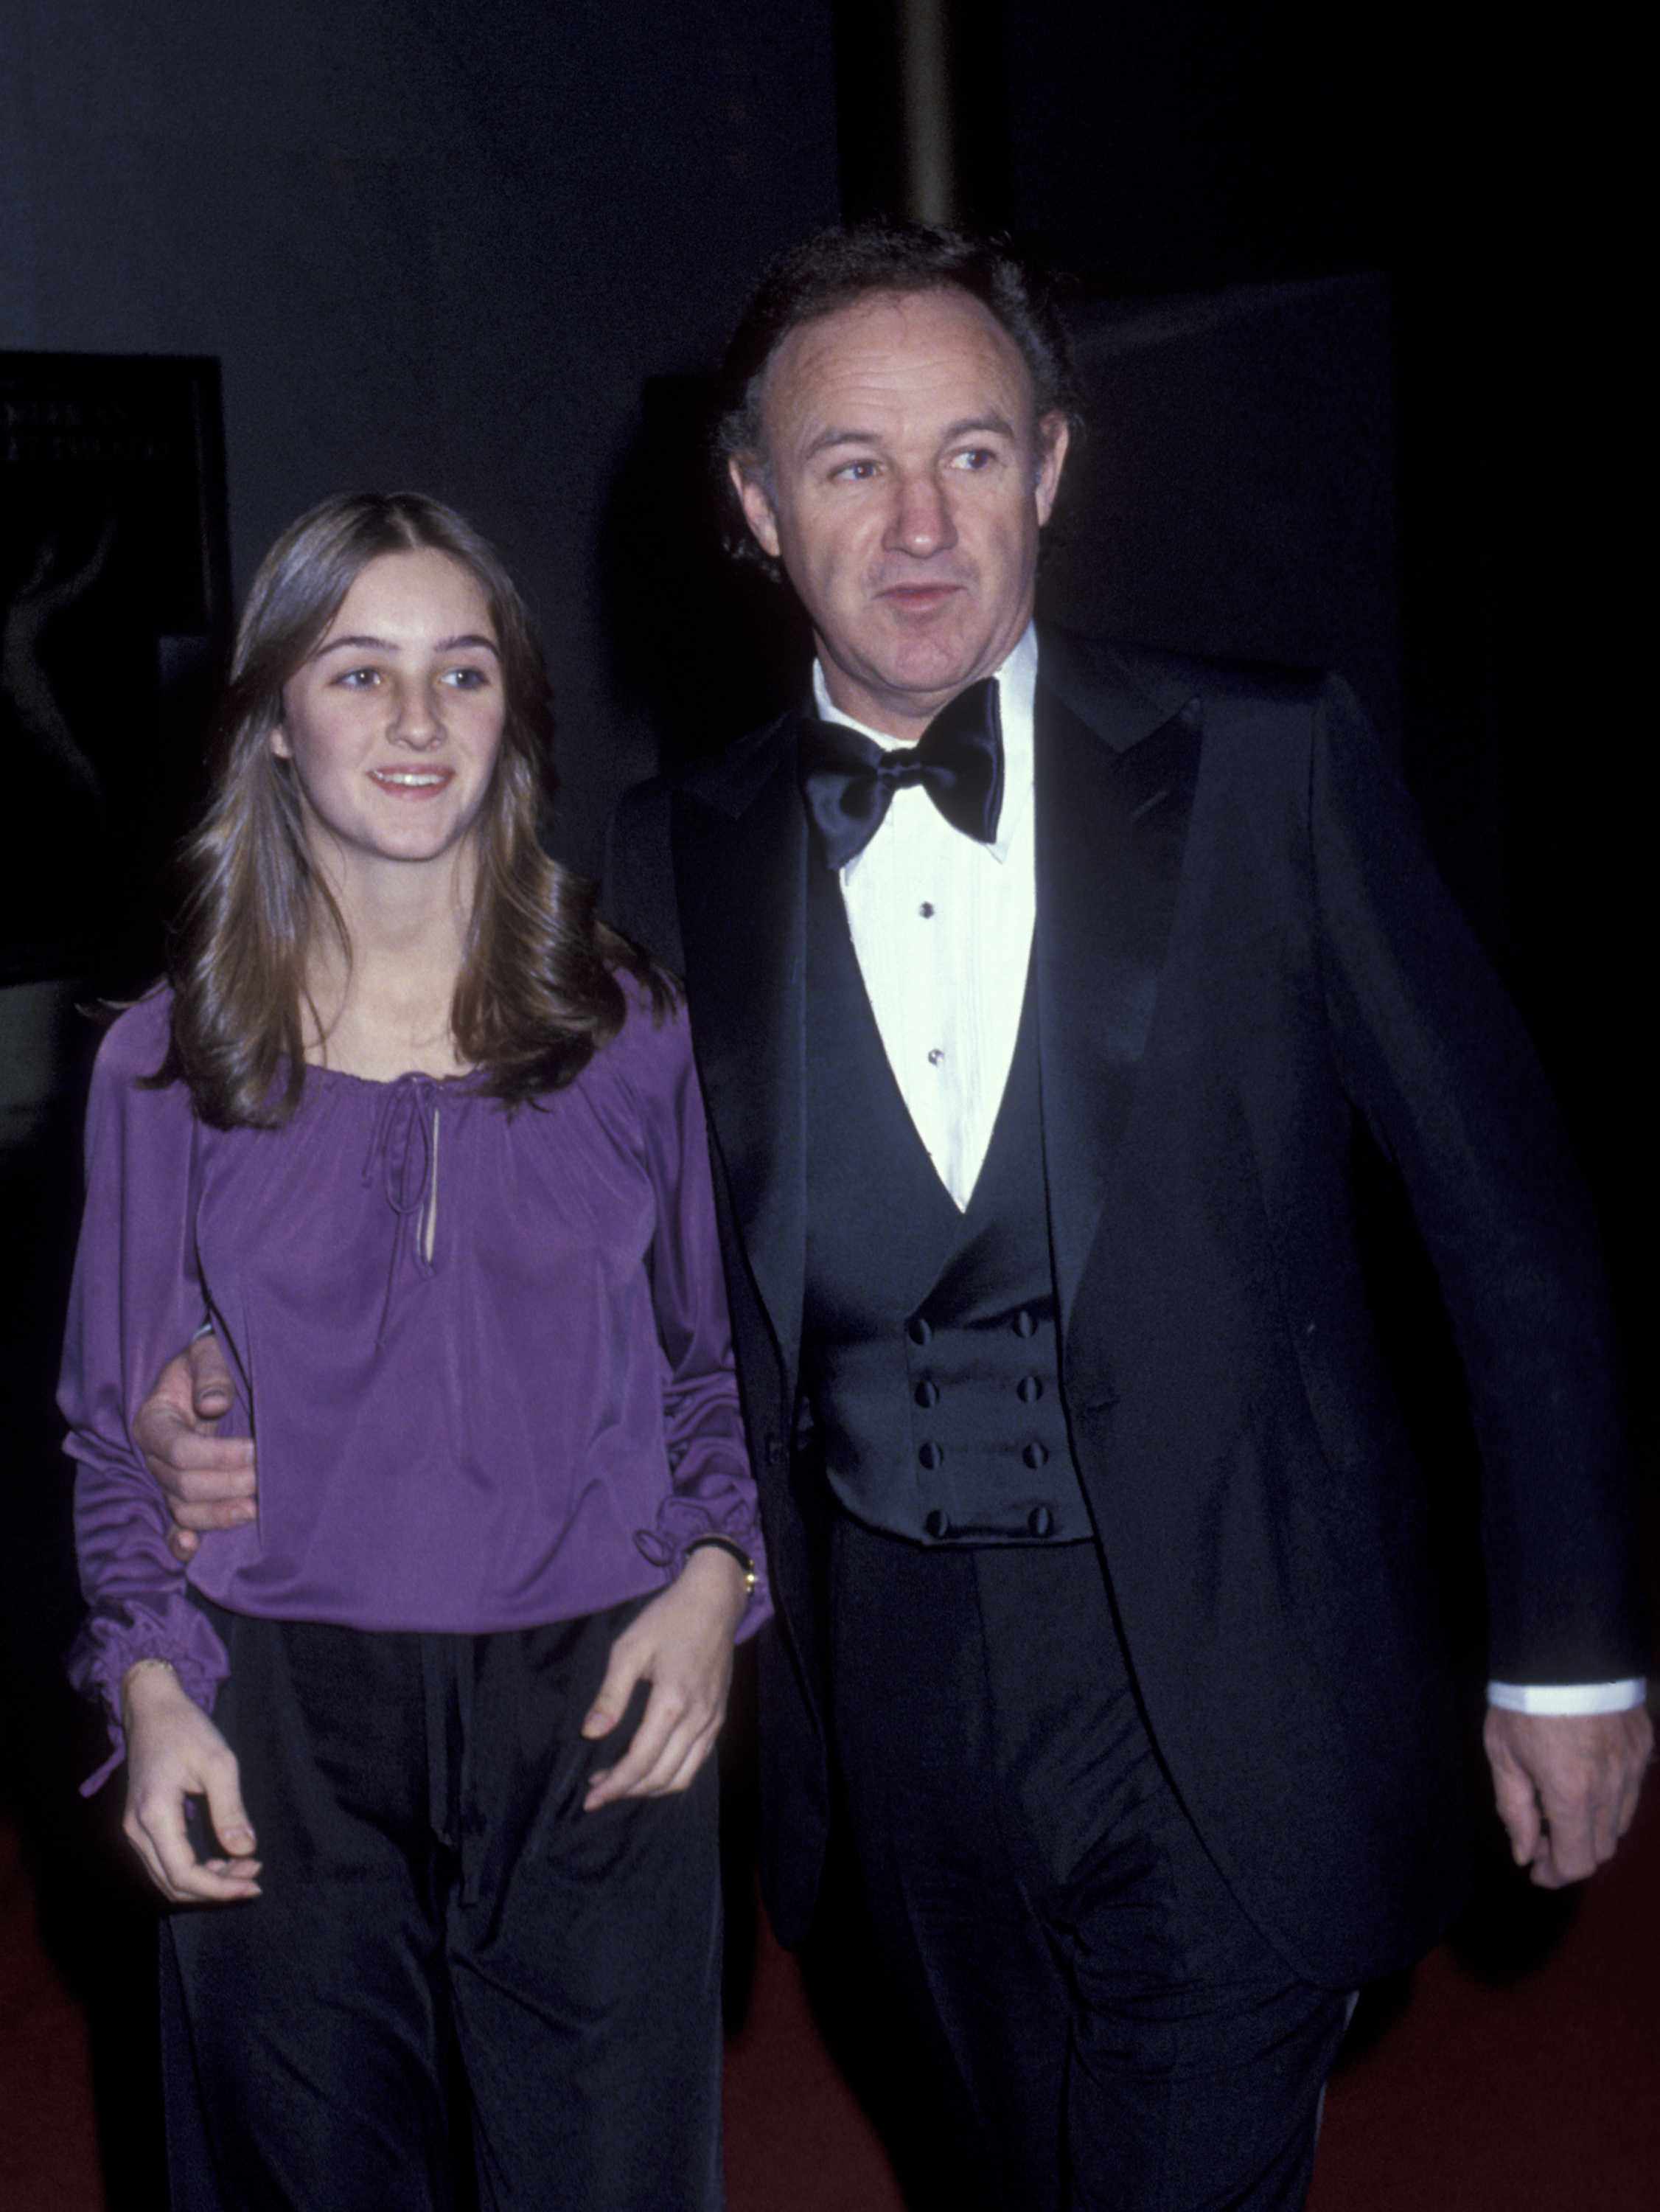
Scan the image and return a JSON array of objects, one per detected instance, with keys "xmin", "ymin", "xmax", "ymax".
[{"xmin": 733, "ymin": 286, "xmax": 1069, "ymax": 740}]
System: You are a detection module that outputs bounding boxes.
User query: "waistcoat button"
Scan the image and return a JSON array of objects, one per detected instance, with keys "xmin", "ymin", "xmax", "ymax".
[
  {"xmin": 1022, "ymin": 1441, "xmax": 1049, "ymax": 1470},
  {"xmin": 1028, "ymin": 1504, "xmax": 1054, "ymax": 1537},
  {"xmin": 1017, "ymin": 1374, "xmax": 1042, "ymax": 1404},
  {"xmin": 918, "ymin": 1441, "xmax": 943, "ymax": 1471},
  {"xmin": 925, "ymin": 1509, "xmax": 951, "ymax": 1540},
  {"xmin": 914, "ymin": 1379, "xmax": 940, "ymax": 1409},
  {"xmin": 907, "ymin": 1315, "xmax": 932, "ymax": 1347},
  {"xmin": 1012, "ymin": 1310, "xmax": 1037, "ymax": 1338}
]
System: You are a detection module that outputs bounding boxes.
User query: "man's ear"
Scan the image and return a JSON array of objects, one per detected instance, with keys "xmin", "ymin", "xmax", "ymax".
[
  {"xmin": 730, "ymin": 456, "xmax": 782, "ymax": 560},
  {"xmin": 1034, "ymin": 414, "xmax": 1071, "ymax": 526}
]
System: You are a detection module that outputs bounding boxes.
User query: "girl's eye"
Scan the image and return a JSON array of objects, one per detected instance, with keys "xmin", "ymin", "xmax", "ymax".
[
  {"xmin": 337, "ymin": 667, "xmax": 381, "ymax": 689},
  {"xmin": 444, "ymin": 667, "xmax": 490, "ymax": 690}
]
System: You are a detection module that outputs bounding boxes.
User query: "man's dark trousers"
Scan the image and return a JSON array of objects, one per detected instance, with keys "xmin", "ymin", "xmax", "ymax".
[{"xmin": 831, "ymin": 1523, "xmax": 1350, "ymax": 2210}]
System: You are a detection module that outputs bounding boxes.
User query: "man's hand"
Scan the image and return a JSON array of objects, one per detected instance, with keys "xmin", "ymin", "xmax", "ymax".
[
  {"xmin": 581, "ymin": 1548, "xmax": 749, "ymax": 1811},
  {"xmin": 133, "ymin": 1336, "xmax": 257, "ymax": 1563},
  {"xmin": 1483, "ymin": 1703, "xmax": 1653, "ymax": 1888},
  {"xmin": 121, "ymin": 1663, "xmax": 261, "ymax": 1905}
]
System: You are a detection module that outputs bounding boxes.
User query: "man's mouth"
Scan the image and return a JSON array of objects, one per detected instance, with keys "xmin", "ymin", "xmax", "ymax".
[{"xmin": 877, "ymin": 583, "xmax": 963, "ymax": 612}]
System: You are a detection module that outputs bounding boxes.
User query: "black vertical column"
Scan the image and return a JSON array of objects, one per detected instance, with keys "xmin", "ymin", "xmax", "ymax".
[{"xmin": 834, "ymin": 0, "xmax": 1010, "ymax": 228}]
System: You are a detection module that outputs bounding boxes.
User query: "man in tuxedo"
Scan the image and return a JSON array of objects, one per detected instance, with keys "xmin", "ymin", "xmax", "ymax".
[
  {"xmin": 601, "ymin": 220, "xmax": 1651, "ymax": 2207},
  {"xmin": 144, "ymin": 223, "xmax": 1648, "ymax": 2208}
]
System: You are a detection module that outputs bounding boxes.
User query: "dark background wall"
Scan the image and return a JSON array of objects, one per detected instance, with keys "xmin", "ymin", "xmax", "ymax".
[
  {"xmin": 0, "ymin": 0, "xmax": 841, "ymax": 867},
  {"xmin": 0, "ymin": 1, "xmax": 1593, "ymax": 966}
]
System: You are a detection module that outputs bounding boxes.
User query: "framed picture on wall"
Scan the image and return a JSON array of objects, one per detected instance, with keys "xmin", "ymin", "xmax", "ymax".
[{"xmin": 1, "ymin": 352, "xmax": 230, "ymax": 990}]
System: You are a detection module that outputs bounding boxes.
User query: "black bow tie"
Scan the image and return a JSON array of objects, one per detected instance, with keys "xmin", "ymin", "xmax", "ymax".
[{"xmin": 798, "ymin": 678, "xmax": 1005, "ymax": 871}]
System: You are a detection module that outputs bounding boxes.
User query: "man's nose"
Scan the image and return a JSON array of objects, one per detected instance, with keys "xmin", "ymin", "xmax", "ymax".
[{"xmin": 883, "ymin": 470, "xmax": 956, "ymax": 558}]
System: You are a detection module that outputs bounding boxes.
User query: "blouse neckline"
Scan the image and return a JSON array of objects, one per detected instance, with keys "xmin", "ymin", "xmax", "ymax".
[{"xmin": 301, "ymin": 1060, "xmax": 489, "ymax": 1096}]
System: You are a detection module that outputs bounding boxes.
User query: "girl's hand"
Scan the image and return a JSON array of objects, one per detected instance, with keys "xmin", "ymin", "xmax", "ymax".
[
  {"xmin": 120, "ymin": 1663, "xmax": 262, "ymax": 1904},
  {"xmin": 581, "ymin": 1548, "xmax": 749, "ymax": 1810}
]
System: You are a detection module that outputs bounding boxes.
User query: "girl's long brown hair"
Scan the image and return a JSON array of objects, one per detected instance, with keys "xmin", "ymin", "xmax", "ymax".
[{"xmin": 153, "ymin": 491, "xmax": 666, "ymax": 1127}]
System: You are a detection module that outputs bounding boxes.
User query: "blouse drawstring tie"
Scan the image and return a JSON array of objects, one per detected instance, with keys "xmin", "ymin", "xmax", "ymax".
[{"xmin": 362, "ymin": 1074, "xmax": 442, "ymax": 1343}]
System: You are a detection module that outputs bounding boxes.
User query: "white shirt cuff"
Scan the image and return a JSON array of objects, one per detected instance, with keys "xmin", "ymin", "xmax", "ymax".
[{"xmin": 1486, "ymin": 1679, "xmax": 1647, "ymax": 1715}]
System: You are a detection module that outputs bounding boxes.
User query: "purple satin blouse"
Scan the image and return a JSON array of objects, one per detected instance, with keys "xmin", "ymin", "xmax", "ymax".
[{"xmin": 60, "ymin": 979, "xmax": 767, "ymax": 1781}]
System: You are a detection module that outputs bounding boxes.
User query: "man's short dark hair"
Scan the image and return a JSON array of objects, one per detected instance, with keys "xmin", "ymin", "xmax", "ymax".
[{"xmin": 714, "ymin": 219, "xmax": 1081, "ymax": 573}]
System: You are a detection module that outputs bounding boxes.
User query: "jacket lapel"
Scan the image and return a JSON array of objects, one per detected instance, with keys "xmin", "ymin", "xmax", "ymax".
[
  {"xmin": 671, "ymin": 718, "xmax": 808, "ymax": 1391},
  {"xmin": 1035, "ymin": 638, "xmax": 1202, "ymax": 1327}
]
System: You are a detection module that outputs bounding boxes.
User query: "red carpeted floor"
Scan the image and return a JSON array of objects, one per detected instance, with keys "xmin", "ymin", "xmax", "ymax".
[
  {"xmin": 1, "ymin": 1815, "xmax": 106, "ymax": 2211},
  {"xmin": 4, "ymin": 1785, "xmax": 1657, "ymax": 2211}
]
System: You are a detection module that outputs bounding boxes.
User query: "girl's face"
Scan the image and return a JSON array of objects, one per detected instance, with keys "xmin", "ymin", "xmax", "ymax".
[{"xmin": 273, "ymin": 548, "xmax": 506, "ymax": 883}]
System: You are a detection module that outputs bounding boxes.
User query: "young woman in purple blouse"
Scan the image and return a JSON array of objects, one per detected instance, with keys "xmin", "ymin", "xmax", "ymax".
[{"xmin": 59, "ymin": 493, "xmax": 766, "ymax": 2210}]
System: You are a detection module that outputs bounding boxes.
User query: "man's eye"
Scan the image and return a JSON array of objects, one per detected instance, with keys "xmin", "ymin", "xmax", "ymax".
[
  {"xmin": 831, "ymin": 459, "xmax": 880, "ymax": 482},
  {"xmin": 949, "ymin": 448, "xmax": 996, "ymax": 471}
]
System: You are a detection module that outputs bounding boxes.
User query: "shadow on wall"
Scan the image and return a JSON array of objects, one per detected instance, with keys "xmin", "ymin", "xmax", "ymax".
[
  {"xmin": 1040, "ymin": 274, "xmax": 1402, "ymax": 745},
  {"xmin": 0, "ymin": 352, "xmax": 230, "ymax": 994},
  {"xmin": 596, "ymin": 372, "xmax": 811, "ymax": 776}
]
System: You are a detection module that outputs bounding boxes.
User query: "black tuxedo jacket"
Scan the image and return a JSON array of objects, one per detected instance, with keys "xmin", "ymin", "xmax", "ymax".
[{"xmin": 604, "ymin": 630, "xmax": 1646, "ymax": 1986}]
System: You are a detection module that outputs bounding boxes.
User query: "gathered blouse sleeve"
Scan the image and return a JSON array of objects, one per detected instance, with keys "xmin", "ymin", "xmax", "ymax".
[
  {"xmin": 625, "ymin": 995, "xmax": 770, "ymax": 1631},
  {"xmin": 57, "ymin": 996, "xmax": 231, "ymax": 1787}
]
